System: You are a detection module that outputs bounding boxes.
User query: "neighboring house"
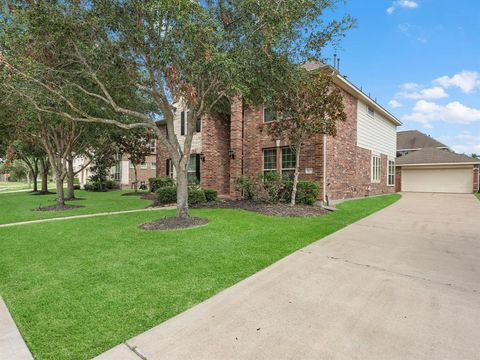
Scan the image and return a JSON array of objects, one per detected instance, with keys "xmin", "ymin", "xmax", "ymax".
[
  {"xmin": 395, "ymin": 130, "xmax": 480, "ymax": 194},
  {"xmin": 156, "ymin": 61, "xmax": 401, "ymax": 202},
  {"xmin": 397, "ymin": 130, "xmax": 448, "ymax": 157},
  {"xmin": 75, "ymin": 144, "xmax": 157, "ymax": 189}
]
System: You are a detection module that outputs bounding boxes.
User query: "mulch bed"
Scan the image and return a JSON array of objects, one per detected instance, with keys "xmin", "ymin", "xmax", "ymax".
[
  {"xmin": 121, "ymin": 192, "xmax": 150, "ymax": 197},
  {"xmin": 32, "ymin": 204, "xmax": 85, "ymax": 212},
  {"xmin": 139, "ymin": 216, "xmax": 209, "ymax": 231},
  {"xmin": 193, "ymin": 200, "xmax": 328, "ymax": 217}
]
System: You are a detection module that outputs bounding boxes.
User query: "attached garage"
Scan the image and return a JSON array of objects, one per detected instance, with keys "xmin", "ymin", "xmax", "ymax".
[
  {"xmin": 401, "ymin": 166, "xmax": 474, "ymax": 194},
  {"xmin": 396, "ymin": 148, "xmax": 480, "ymax": 194}
]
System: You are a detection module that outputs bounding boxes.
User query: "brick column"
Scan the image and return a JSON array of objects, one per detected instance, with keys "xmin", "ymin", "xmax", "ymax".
[{"xmin": 229, "ymin": 95, "xmax": 243, "ymax": 198}]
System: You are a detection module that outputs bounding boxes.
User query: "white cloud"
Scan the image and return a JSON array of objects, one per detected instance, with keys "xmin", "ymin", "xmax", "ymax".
[
  {"xmin": 449, "ymin": 132, "xmax": 480, "ymax": 155},
  {"xmin": 402, "ymin": 100, "xmax": 480, "ymax": 125},
  {"xmin": 400, "ymin": 82, "xmax": 421, "ymax": 91},
  {"xmin": 398, "ymin": 86, "xmax": 448, "ymax": 100},
  {"xmin": 389, "ymin": 99, "xmax": 403, "ymax": 108},
  {"xmin": 398, "ymin": 23, "xmax": 427, "ymax": 43},
  {"xmin": 387, "ymin": 0, "xmax": 419, "ymax": 14},
  {"xmin": 434, "ymin": 71, "xmax": 480, "ymax": 93}
]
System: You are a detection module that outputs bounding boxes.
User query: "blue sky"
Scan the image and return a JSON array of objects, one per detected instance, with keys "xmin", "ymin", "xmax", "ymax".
[{"xmin": 325, "ymin": 0, "xmax": 480, "ymax": 155}]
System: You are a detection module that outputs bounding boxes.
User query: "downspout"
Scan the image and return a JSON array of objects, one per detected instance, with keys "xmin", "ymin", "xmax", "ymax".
[{"xmin": 323, "ymin": 133, "xmax": 327, "ymax": 204}]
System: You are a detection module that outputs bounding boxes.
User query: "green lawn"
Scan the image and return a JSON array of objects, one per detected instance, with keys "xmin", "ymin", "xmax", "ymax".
[
  {"xmin": 0, "ymin": 190, "xmax": 152, "ymax": 225},
  {"xmin": 0, "ymin": 194, "xmax": 400, "ymax": 360},
  {"xmin": 0, "ymin": 181, "xmax": 32, "ymax": 192},
  {"xmin": 476, "ymin": 193, "xmax": 480, "ymax": 200}
]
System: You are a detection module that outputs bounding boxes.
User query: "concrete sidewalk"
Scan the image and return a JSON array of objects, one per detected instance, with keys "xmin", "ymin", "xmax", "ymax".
[
  {"xmin": 0, "ymin": 206, "xmax": 175, "ymax": 228},
  {"xmin": 0, "ymin": 297, "xmax": 33, "ymax": 360},
  {"xmin": 95, "ymin": 193, "xmax": 480, "ymax": 360}
]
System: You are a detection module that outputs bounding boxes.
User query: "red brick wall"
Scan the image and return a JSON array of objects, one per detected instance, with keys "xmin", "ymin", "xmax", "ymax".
[
  {"xmin": 325, "ymin": 89, "xmax": 395, "ymax": 201},
  {"xmin": 395, "ymin": 167, "xmax": 402, "ymax": 192},
  {"xmin": 201, "ymin": 113, "xmax": 231, "ymax": 195},
  {"xmin": 474, "ymin": 165, "xmax": 479, "ymax": 193}
]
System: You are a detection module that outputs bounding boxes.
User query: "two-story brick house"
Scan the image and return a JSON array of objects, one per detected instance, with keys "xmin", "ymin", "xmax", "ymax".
[{"xmin": 156, "ymin": 61, "xmax": 401, "ymax": 202}]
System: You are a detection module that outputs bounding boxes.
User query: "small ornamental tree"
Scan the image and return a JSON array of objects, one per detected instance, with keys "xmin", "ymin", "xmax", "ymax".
[
  {"xmin": 267, "ymin": 70, "xmax": 347, "ymax": 205},
  {"xmin": 116, "ymin": 129, "xmax": 156, "ymax": 192}
]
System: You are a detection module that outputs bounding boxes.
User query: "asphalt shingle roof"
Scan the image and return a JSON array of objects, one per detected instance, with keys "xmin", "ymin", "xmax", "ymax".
[
  {"xmin": 397, "ymin": 130, "xmax": 447, "ymax": 151},
  {"xmin": 396, "ymin": 147, "xmax": 480, "ymax": 165}
]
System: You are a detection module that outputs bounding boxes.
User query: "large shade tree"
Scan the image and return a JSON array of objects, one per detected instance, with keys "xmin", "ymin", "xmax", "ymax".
[{"xmin": 0, "ymin": 0, "xmax": 354, "ymax": 218}]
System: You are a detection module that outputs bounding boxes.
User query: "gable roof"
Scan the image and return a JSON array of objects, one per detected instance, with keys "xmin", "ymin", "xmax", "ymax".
[
  {"xmin": 397, "ymin": 130, "xmax": 448, "ymax": 151},
  {"xmin": 303, "ymin": 60, "xmax": 401, "ymax": 126},
  {"xmin": 396, "ymin": 147, "xmax": 480, "ymax": 166}
]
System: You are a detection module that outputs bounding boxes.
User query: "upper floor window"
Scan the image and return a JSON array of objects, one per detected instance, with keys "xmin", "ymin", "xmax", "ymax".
[
  {"xmin": 367, "ymin": 106, "xmax": 375, "ymax": 117},
  {"xmin": 148, "ymin": 140, "xmax": 156, "ymax": 154},
  {"xmin": 181, "ymin": 111, "xmax": 186, "ymax": 135},
  {"xmin": 263, "ymin": 106, "xmax": 277, "ymax": 122},
  {"xmin": 371, "ymin": 155, "xmax": 380, "ymax": 183},
  {"xmin": 281, "ymin": 147, "xmax": 296, "ymax": 178},
  {"xmin": 195, "ymin": 117, "xmax": 201, "ymax": 133},
  {"xmin": 387, "ymin": 160, "xmax": 395, "ymax": 186},
  {"xmin": 263, "ymin": 149, "xmax": 277, "ymax": 175}
]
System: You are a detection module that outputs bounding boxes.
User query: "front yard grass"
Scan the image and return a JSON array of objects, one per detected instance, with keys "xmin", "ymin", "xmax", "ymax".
[
  {"xmin": 0, "ymin": 194, "xmax": 400, "ymax": 360},
  {"xmin": 476, "ymin": 193, "xmax": 480, "ymax": 200},
  {"xmin": 0, "ymin": 190, "xmax": 151, "ymax": 225}
]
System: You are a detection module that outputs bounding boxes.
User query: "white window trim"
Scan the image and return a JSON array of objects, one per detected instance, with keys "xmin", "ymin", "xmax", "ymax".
[
  {"xmin": 263, "ymin": 105, "xmax": 277, "ymax": 123},
  {"xmin": 371, "ymin": 155, "xmax": 380, "ymax": 183},
  {"xmin": 140, "ymin": 163, "xmax": 147, "ymax": 169},
  {"xmin": 281, "ymin": 148, "xmax": 296, "ymax": 173},
  {"xmin": 387, "ymin": 159, "xmax": 395, "ymax": 187},
  {"xmin": 367, "ymin": 106, "xmax": 375, "ymax": 118},
  {"xmin": 150, "ymin": 162, "xmax": 157, "ymax": 170},
  {"xmin": 263, "ymin": 148, "xmax": 277, "ymax": 173}
]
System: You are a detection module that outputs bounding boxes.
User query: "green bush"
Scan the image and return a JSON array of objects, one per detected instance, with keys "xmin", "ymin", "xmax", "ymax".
[
  {"xmin": 149, "ymin": 176, "xmax": 175, "ymax": 192},
  {"xmin": 84, "ymin": 181, "xmax": 108, "ymax": 192},
  {"xmin": 204, "ymin": 188, "xmax": 218, "ymax": 202},
  {"xmin": 73, "ymin": 177, "xmax": 80, "ymax": 185},
  {"xmin": 188, "ymin": 188, "xmax": 207, "ymax": 205},
  {"xmin": 105, "ymin": 180, "xmax": 120, "ymax": 190},
  {"xmin": 234, "ymin": 175, "xmax": 256, "ymax": 200},
  {"xmin": 156, "ymin": 186, "xmax": 177, "ymax": 204},
  {"xmin": 156, "ymin": 186, "xmax": 208, "ymax": 205},
  {"xmin": 295, "ymin": 181, "xmax": 321, "ymax": 205}
]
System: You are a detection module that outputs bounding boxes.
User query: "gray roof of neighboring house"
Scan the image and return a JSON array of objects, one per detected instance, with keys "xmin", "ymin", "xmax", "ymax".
[
  {"xmin": 302, "ymin": 59, "xmax": 328, "ymax": 71},
  {"xmin": 397, "ymin": 130, "xmax": 448, "ymax": 151},
  {"xmin": 396, "ymin": 147, "xmax": 480, "ymax": 165}
]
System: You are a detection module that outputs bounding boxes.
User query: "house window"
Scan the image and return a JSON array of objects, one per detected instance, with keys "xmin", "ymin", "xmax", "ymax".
[
  {"xmin": 281, "ymin": 147, "xmax": 296, "ymax": 178},
  {"xmin": 129, "ymin": 161, "xmax": 134, "ymax": 169},
  {"xmin": 166, "ymin": 159, "xmax": 173, "ymax": 178},
  {"xmin": 196, "ymin": 117, "xmax": 201, "ymax": 132},
  {"xmin": 188, "ymin": 154, "xmax": 200, "ymax": 183},
  {"xmin": 151, "ymin": 162, "xmax": 157, "ymax": 170},
  {"xmin": 371, "ymin": 155, "xmax": 380, "ymax": 183},
  {"xmin": 140, "ymin": 162, "xmax": 147, "ymax": 169},
  {"xmin": 388, "ymin": 160, "xmax": 395, "ymax": 186},
  {"xmin": 181, "ymin": 111, "xmax": 186, "ymax": 135},
  {"xmin": 367, "ymin": 106, "xmax": 375, "ymax": 117},
  {"xmin": 149, "ymin": 140, "xmax": 156, "ymax": 154},
  {"xmin": 263, "ymin": 106, "xmax": 277, "ymax": 122},
  {"xmin": 263, "ymin": 149, "xmax": 277, "ymax": 175}
]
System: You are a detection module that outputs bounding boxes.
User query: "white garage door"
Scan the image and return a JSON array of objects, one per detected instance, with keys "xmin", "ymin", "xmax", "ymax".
[{"xmin": 402, "ymin": 167, "xmax": 473, "ymax": 193}]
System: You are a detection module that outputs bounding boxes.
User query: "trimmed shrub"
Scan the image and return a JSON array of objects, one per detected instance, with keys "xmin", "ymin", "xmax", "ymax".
[
  {"xmin": 84, "ymin": 181, "xmax": 108, "ymax": 192},
  {"xmin": 204, "ymin": 188, "xmax": 218, "ymax": 202},
  {"xmin": 105, "ymin": 180, "xmax": 120, "ymax": 190},
  {"xmin": 149, "ymin": 176, "xmax": 175, "ymax": 192},
  {"xmin": 156, "ymin": 186, "xmax": 177, "ymax": 204},
  {"xmin": 73, "ymin": 184, "xmax": 81, "ymax": 190},
  {"xmin": 188, "ymin": 188, "xmax": 207, "ymax": 205},
  {"xmin": 295, "ymin": 181, "xmax": 321, "ymax": 205},
  {"xmin": 156, "ymin": 186, "xmax": 208, "ymax": 205},
  {"xmin": 234, "ymin": 175, "xmax": 256, "ymax": 200}
]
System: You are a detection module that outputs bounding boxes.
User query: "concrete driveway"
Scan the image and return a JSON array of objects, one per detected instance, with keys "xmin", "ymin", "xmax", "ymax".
[{"xmin": 96, "ymin": 193, "xmax": 480, "ymax": 360}]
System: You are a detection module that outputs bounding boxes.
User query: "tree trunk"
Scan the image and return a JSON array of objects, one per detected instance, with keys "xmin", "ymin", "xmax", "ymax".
[
  {"xmin": 66, "ymin": 157, "xmax": 75, "ymax": 200},
  {"xmin": 32, "ymin": 161, "xmax": 39, "ymax": 192},
  {"xmin": 54, "ymin": 157, "xmax": 65, "ymax": 207},
  {"xmin": 290, "ymin": 147, "xmax": 301, "ymax": 206},
  {"xmin": 40, "ymin": 158, "xmax": 49, "ymax": 193},
  {"xmin": 176, "ymin": 164, "xmax": 189, "ymax": 219},
  {"xmin": 133, "ymin": 165, "xmax": 138, "ymax": 193}
]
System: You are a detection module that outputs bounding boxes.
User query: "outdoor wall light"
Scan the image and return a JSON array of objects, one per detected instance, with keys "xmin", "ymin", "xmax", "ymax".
[
  {"xmin": 228, "ymin": 149, "xmax": 236, "ymax": 159},
  {"xmin": 199, "ymin": 153, "xmax": 206, "ymax": 162}
]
